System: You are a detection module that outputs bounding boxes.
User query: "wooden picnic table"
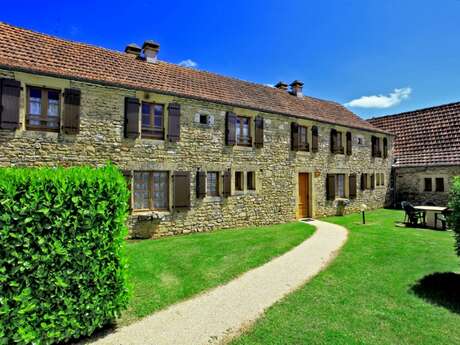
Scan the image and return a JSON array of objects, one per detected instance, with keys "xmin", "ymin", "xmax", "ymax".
[{"xmin": 414, "ymin": 206, "xmax": 448, "ymax": 229}]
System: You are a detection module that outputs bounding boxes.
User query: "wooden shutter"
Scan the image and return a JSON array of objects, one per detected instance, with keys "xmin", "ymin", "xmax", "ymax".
[
  {"xmin": 173, "ymin": 171, "xmax": 191, "ymax": 209},
  {"xmin": 311, "ymin": 126, "xmax": 319, "ymax": 153},
  {"xmin": 346, "ymin": 132, "xmax": 352, "ymax": 155},
  {"xmin": 168, "ymin": 102, "xmax": 181, "ymax": 142},
  {"xmin": 124, "ymin": 97, "xmax": 140, "ymax": 138},
  {"xmin": 291, "ymin": 122, "xmax": 299, "ymax": 151},
  {"xmin": 349, "ymin": 174, "xmax": 357, "ymax": 199},
  {"xmin": 122, "ymin": 170, "xmax": 133, "ymax": 210},
  {"xmin": 370, "ymin": 174, "xmax": 375, "ymax": 190},
  {"xmin": 371, "ymin": 136, "xmax": 377, "ymax": 157},
  {"xmin": 225, "ymin": 111, "xmax": 236, "ymax": 145},
  {"xmin": 196, "ymin": 171, "xmax": 206, "ymax": 198},
  {"xmin": 330, "ymin": 129, "xmax": 337, "ymax": 153},
  {"xmin": 361, "ymin": 173, "xmax": 367, "ymax": 190},
  {"xmin": 383, "ymin": 137, "xmax": 388, "ymax": 158},
  {"xmin": 63, "ymin": 88, "xmax": 81, "ymax": 134},
  {"xmin": 254, "ymin": 115, "xmax": 264, "ymax": 148},
  {"xmin": 0, "ymin": 78, "xmax": 20, "ymax": 130},
  {"xmin": 223, "ymin": 170, "xmax": 231, "ymax": 197},
  {"xmin": 326, "ymin": 174, "xmax": 336, "ymax": 201}
]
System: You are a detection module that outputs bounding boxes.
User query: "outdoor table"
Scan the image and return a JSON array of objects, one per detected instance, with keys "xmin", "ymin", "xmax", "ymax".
[{"xmin": 414, "ymin": 206, "xmax": 447, "ymax": 229}]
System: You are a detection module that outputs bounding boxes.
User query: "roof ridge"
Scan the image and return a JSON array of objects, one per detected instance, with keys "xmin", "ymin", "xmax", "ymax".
[{"xmin": 369, "ymin": 101, "xmax": 460, "ymax": 121}]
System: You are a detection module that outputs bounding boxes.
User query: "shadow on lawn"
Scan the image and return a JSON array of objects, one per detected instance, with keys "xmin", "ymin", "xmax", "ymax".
[{"xmin": 411, "ymin": 272, "xmax": 460, "ymax": 314}]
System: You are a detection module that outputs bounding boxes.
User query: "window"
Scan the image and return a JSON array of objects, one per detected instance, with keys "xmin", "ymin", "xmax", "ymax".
[
  {"xmin": 26, "ymin": 87, "xmax": 60, "ymax": 131},
  {"xmin": 207, "ymin": 172, "xmax": 219, "ymax": 196},
  {"xmin": 235, "ymin": 171, "xmax": 243, "ymax": 191},
  {"xmin": 435, "ymin": 178, "xmax": 445, "ymax": 192},
  {"xmin": 424, "ymin": 178, "xmax": 432, "ymax": 192},
  {"xmin": 336, "ymin": 174, "xmax": 345, "ymax": 198},
  {"xmin": 349, "ymin": 174, "xmax": 357, "ymax": 199},
  {"xmin": 199, "ymin": 114, "xmax": 209, "ymax": 125},
  {"xmin": 381, "ymin": 173, "xmax": 385, "ymax": 186},
  {"xmin": 371, "ymin": 136, "xmax": 382, "ymax": 157},
  {"xmin": 311, "ymin": 126, "xmax": 319, "ymax": 152},
  {"xmin": 330, "ymin": 129, "xmax": 344, "ymax": 154},
  {"xmin": 361, "ymin": 173, "xmax": 368, "ymax": 190},
  {"xmin": 247, "ymin": 171, "xmax": 256, "ymax": 190},
  {"xmin": 298, "ymin": 125, "xmax": 309, "ymax": 151},
  {"xmin": 142, "ymin": 102, "xmax": 164, "ymax": 139},
  {"xmin": 376, "ymin": 173, "xmax": 381, "ymax": 186},
  {"xmin": 236, "ymin": 116, "xmax": 251, "ymax": 145},
  {"xmin": 357, "ymin": 136, "xmax": 365, "ymax": 145},
  {"xmin": 133, "ymin": 171, "xmax": 169, "ymax": 210}
]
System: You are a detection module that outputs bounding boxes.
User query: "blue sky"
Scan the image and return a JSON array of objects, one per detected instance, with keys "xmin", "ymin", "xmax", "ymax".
[{"xmin": 2, "ymin": 0, "xmax": 460, "ymax": 118}]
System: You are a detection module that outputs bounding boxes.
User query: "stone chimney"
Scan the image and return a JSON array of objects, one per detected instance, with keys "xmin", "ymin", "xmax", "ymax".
[
  {"xmin": 274, "ymin": 81, "xmax": 288, "ymax": 91},
  {"xmin": 290, "ymin": 80, "xmax": 304, "ymax": 97},
  {"xmin": 142, "ymin": 40, "xmax": 160, "ymax": 63},
  {"xmin": 124, "ymin": 43, "xmax": 141, "ymax": 57}
]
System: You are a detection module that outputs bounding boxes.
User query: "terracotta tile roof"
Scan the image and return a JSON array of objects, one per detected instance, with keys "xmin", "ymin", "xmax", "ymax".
[
  {"xmin": 368, "ymin": 102, "xmax": 460, "ymax": 167},
  {"xmin": 0, "ymin": 22, "xmax": 386, "ymax": 134}
]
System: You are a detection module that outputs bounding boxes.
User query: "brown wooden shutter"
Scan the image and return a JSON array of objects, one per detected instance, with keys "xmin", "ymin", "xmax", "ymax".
[
  {"xmin": 311, "ymin": 126, "xmax": 319, "ymax": 153},
  {"xmin": 173, "ymin": 171, "xmax": 191, "ymax": 209},
  {"xmin": 346, "ymin": 132, "xmax": 352, "ymax": 155},
  {"xmin": 196, "ymin": 171, "xmax": 206, "ymax": 198},
  {"xmin": 349, "ymin": 174, "xmax": 357, "ymax": 199},
  {"xmin": 370, "ymin": 173, "xmax": 375, "ymax": 190},
  {"xmin": 0, "ymin": 78, "xmax": 21, "ymax": 130},
  {"xmin": 168, "ymin": 102, "xmax": 181, "ymax": 142},
  {"xmin": 361, "ymin": 173, "xmax": 367, "ymax": 190},
  {"xmin": 371, "ymin": 136, "xmax": 377, "ymax": 157},
  {"xmin": 291, "ymin": 122, "xmax": 299, "ymax": 151},
  {"xmin": 330, "ymin": 129, "xmax": 337, "ymax": 153},
  {"xmin": 122, "ymin": 170, "xmax": 133, "ymax": 210},
  {"xmin": 254, "ymin": 115, "xmax": 264, "ymax": 148},
  {"xmin": 223, "ymin": 170, "xmax": 232, "ymax": 197},
  {"xmin": 225, "ymin": 111, "xmax": 236, "ymax": 145},
  {"xmin": 383, "ymin": 137, "xmax": 388, "ymax": 158},
  {"xmin": 124, "ymin": 97, "xmax": 140, "ymax": 138},
  {"xmin": 326, "ymin": 174, "xmax": 336, "ymax": 201},
  {"xmin": 63, "ymin": 88, "xmax": 81, "ymax": 134}
]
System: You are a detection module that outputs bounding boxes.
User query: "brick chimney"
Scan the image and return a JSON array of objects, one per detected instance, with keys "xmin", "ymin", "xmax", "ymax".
[
  {"xmin": 142, "ymin": 40, "xmax": 160, "ymax": 63},
  {"xmin": 274, "ymin": 81, "xmax": 288, "ymax": 91},
  {"xmin": 290, "ymin": 80, "xmax": 304, "ymax": 97},
  {"xmin": 125, "ymin": 43, "xmax": 141, "ymax": 57}
]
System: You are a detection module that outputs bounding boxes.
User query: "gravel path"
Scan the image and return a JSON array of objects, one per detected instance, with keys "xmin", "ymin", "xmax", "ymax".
[{"xmin": 85, "ymin": 220, "xmax": 348, "ymax": 345}]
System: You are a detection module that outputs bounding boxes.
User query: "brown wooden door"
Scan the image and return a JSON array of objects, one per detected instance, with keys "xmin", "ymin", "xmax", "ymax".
[{"xmin": 297, "ymin": 173, "xmax": 310, "ymax": 219}]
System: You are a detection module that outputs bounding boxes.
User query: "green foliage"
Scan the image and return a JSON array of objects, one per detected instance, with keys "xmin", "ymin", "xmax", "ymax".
[
  {"xmin": 0, "ymin": 165, "xmax": 130, "ymax": 344},
  {"xmin": 449, "ymin": 177, "xmax": 460, "ymax": 257}
]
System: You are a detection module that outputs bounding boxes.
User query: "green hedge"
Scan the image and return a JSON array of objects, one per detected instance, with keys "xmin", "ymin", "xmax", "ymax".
[
  {"xmin": 0, "ymin": 165, "xmax": 130, "ymax": 344},
  {"xmin": 450, "ymin": 177, "xmax": 460, "ymax": 257}
]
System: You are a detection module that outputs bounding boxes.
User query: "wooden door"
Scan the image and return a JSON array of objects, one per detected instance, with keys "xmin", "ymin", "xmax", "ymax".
[{"xmin": 297, "ymin": 173, "xmax": 310, "ymax": 219}]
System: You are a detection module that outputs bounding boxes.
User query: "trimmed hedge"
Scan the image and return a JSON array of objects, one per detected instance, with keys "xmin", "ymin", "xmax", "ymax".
[
  {"xmin": 450, "ymin": 177, "xmax": 460, "ymax": 257},
  {"xmin": 0, "ymin": 165, "xmax": 130, "ymax": 344}
]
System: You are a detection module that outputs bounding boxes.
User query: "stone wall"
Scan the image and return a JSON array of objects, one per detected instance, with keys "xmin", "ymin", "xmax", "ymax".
[
  {"xmin": 0, "ymin": 69, "xmax": 393, "ymax": 238},
  {"xmin": 395, "ymin": 165, "xmax": 460, "ymax": 207}
]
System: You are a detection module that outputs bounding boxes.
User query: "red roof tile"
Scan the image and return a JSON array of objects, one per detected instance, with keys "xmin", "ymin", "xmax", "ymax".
[
  {"xmin": 368, "ymin": 102, "xmax": 460, "ymax": 167},
  {"xmin": 0, "ymin": 22, "xmax": 386, "ymax": 134}
]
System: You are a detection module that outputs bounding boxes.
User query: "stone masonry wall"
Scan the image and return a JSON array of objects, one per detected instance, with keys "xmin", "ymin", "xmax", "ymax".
[
  {"xmin": 395, "ymin": 165, "xmax": 460, "ymax": 207},
  {"xmin": 0, "ymin": 69, "xmax": 393, "ymax": 238}
]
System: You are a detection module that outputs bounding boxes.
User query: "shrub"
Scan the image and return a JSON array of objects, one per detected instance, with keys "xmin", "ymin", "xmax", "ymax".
[
  {"xmin": 449, "ymin": 177, "xmax": 460, "ymax": 257},
  {"xmin": 0, "ymin": 165, "xmax": 130, "ymax": 344}
]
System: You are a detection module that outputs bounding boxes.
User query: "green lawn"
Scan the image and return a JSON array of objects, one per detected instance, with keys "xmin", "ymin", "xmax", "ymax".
[
  {"xmin": 119, "ymin": 222, "xmax": 314, "ymax": 325},
  {"xmin": 232, "ymin": 209, "xmax": 460, "ymax": 345}
]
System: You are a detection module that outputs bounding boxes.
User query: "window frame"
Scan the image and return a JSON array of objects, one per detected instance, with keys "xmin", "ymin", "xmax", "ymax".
[
  {"xmin": 298, "ymin": 125, "xmax": 309, "ymax": 151},
  {"xmin": 133, "ymin": 171, "xmax": 169, "ymax": 211},
  {"xmin": 336, "ymin": 174, "xmax": 346, "ymax": 198},
  {"xmin": 141, "ymin": 102, "xmax": 165, "ymax": 139},
  {"xmin": 26, "ymin": 86, "xmax": 61, "ymax": 132},
  {"xmin": 236, "ymin": 115, "xmax": 252, "ymax": 146},
  {"xmin": 206, "ymin": 171, "xmax": 220, "ymax": 196}
]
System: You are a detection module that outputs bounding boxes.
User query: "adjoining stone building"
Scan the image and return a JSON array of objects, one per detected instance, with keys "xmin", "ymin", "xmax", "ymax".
[
  {"xmin": 369, "ymin": 102, "xmax": 460, "ymax": 207},
  {"xmin": 0, "ymin": 22, "xmax": 392, "ymax": 238}
]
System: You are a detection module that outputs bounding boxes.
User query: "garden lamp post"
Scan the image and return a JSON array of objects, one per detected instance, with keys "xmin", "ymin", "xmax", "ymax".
[{"xmin": 361, "ymin": 204, "xmax": 368, "ymax": 224}]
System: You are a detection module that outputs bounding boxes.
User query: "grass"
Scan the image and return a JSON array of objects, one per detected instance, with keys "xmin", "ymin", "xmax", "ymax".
[
  {"xmin": 119, "ymin": 222, "xmax": 315, "ymax": 325},
  {"xmin": 232, "ymin": 209, "xmax": 460, "ymax": 345}
]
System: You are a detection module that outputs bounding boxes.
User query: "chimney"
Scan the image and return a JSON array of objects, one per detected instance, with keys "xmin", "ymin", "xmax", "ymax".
[
  {"xmin": 274, "ymin": 81, "xmax": 288, "ymax": 91},
  {"xmin": 290, "ymin": 80, "xmax": 304, "ymax": 97},
  {"xmin": 125, "ymin": 43, "xmax": 141, "ymax": 57},
  {"xmin": 142, "ymin": 40, "xmax": 160, "ymax": 63}
]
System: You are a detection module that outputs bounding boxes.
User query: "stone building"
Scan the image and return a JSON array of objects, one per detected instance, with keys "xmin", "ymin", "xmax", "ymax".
[
  {"xmin": 369, "ymin": 102, "xmax": 460, "ymax": 207},
  {"xmin": 0, "ymin": 23, "xmax": 392, "ymax": 238}
]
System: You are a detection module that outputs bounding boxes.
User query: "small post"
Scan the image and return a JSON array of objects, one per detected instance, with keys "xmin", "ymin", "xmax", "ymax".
[
  {"xmin": 362, "ymin": 211, "xmax": 366, "ymax": 224},
  {"xmin": 360, "ymin": 204, "xmax": 368, "ymax": 225}
]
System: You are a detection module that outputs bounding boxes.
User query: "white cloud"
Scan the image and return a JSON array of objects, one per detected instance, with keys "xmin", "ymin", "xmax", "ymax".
[
  {"xmin": 178, "ymin": 59, "xmax": 198, "ymax": 68},
  {"xmin": 345, "ymin": 87, "xmax": 412, "ymax": 109}
]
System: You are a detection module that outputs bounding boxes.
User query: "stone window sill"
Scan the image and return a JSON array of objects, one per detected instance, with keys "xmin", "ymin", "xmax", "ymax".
[
  {"xmin": 203, "ymin": 196, "xmax": 223, "ymax": 203},
  {"xmin": 131, "ymin": 210, "xmax": 171, "ymax": 220}
]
